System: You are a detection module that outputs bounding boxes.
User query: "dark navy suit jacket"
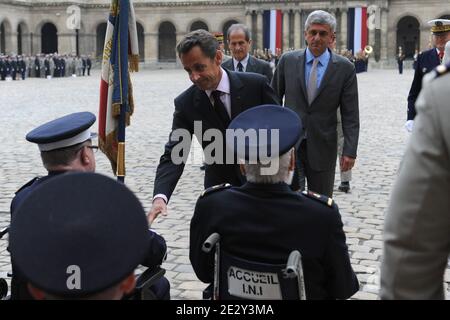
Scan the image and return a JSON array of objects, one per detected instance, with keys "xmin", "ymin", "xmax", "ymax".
[
  {"xmin": 407, "ymin": 48, "xmax": 440, "ymax": 120},
  {"xmin": 190, "ymin": 182, "xmax": 359, "ymax": 300}
]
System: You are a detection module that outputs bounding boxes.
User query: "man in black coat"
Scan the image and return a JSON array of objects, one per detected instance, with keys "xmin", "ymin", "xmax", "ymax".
[
  {"xmin": 86, "ymin": 55, "xmax": 92, "ymax": 76},
  {"xmin": 405, "ymin": 19, "xmax": 450, "ymax": 131},
  {"xmin": 190, "ymin": 105, "xmax": 359, "ymax": 300},
  {"xmin": 148, "ymin": 30, "xmax": 279, "ymax": 224},
  {"xmin": 222, "ymin": 23, "xmax": 273, "ymax": 82}
]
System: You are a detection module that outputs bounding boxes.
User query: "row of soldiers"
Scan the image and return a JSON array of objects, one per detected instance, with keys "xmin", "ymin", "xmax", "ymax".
[{"xmin": 0, "ymin": 53, "xmax": 93, "ymax": 80}]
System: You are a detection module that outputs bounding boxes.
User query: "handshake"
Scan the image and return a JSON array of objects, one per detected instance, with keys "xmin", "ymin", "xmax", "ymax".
[{"xmin": 404, "ymin": 120, "xmax": 414, "ymax": 132}]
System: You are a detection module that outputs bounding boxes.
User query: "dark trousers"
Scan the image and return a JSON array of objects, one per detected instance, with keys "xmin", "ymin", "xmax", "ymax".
[
  {"xmin": 293, "ymin": 140, "xmax": 336, "ymax": 197},
  {"xmin": 398, "ymin": 61, "xmax": 403, "ymax": 74}
]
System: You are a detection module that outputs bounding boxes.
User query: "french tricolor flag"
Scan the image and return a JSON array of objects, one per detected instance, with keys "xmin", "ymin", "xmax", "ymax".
[
  {"xmin": 347, "ymin": 7, "xmax": 368, "ymax": 55},
  {"xmin": 263, "ymin": 10, "xmax": 282, "ymax": 53}
]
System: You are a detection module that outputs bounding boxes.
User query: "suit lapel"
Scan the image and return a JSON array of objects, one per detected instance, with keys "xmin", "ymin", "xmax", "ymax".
[
  {"xmin": 227, "ymin": 69, "xmax": 244, "ymax": 119},
  {"xmin": 313, "ymin": 50, "xmax": 336, "ymax": 104},
  {"xmin": 297, "ymin": 51, "xmax": 308, "ymax": 103},
  {"xmin": 224, "ymin": 59, "xmax": 235, "ymax": 71},
  {"xmin": 246, "ymin": 56, "xmax": 256, "ymax": 73},
  {"xmin": 193, "ymin": 88, "xmax": 224, "ymax": 130}
]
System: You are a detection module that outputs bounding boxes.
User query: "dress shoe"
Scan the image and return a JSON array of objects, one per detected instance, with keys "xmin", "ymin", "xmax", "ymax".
[{"xmin": 338, "ymin": 181, "xmax": 350, "ymax": 193}]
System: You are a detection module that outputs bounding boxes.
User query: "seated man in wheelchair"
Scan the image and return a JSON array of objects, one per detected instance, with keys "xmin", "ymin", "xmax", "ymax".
[
  {"xmin": 190, "ymin": 104, "xmax": 359, "ymax": 300},
  {"xmin": 9, "ymin": 172, "xmax": 169, "ymax": 300},
  {"xmin": 8, "ymin": 113, "xmax": 169, "ymax": 300}
]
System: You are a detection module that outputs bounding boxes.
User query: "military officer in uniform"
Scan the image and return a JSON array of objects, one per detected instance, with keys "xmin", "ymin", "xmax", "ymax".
[
  {"xmin": 190, "ymin": 105, "xmax": 359, "ymax": 300},
  {"xmin": 9, "ymin": 172, "xmax": 162, "ymax": 300},
  {"xmin": 9, "ymin": 112, "xmax": 170, "ymax": 300},
  {"xmin": 381, "ymin": 62, "xmax": 450, "ymax": 299},
  {"xmin": 405, "ymin": 19, "xmax": 450, "ymax": 132}
]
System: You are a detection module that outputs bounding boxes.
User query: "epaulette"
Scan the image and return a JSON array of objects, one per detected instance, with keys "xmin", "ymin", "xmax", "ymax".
[
  {"xmin": 15, "ymin": 176, "xmax": 41, "ymax": 195},
  {"xmin": 200, "ymin": 183, "xmax": 232, "ymax": 198},
  {"xmin": 302, "ymin": 190, "xmax": 334, "ymax": 207}
]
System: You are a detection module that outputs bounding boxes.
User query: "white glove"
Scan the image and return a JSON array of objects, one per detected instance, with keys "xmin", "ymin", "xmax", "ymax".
[{"xmin": 405, "ymin": 120, "xmax": 414, "ymax": 132}]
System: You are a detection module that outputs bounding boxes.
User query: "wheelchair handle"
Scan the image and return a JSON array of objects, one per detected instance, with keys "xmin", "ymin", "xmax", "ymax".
[
  {"xmin": 202, "ymin": 233, "xmax": 220, "ymax": 253},
  {"xmin": 285, "ymin": 250, "xmax": 301, "ymax": 278},
  {"xmin": 0, "ymin": 226, "xmax": 9, "ymax": 240}
]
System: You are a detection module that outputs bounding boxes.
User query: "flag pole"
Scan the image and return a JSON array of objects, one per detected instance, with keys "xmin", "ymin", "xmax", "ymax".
[{"xmin": 115, "ymin": 0, "xmax": 130, "ymax": 182}]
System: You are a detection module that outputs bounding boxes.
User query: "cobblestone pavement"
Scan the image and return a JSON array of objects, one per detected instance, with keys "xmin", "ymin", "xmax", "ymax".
[{"xmin": 1, "ymin": 68, "xmax": 449, "ymax": 300}]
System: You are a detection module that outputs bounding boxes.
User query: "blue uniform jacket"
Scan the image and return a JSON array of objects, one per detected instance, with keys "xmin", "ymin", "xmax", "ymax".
[{"xmin": 407, "ymin": 48, "xmax": 440, "ymax": 120}]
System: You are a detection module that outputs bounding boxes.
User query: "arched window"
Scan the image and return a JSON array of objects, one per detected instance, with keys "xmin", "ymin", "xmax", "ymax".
[
  {"xmin": 137, "ymin": 22, "xmax": 145, "ymax": 62},
  {"xmin": 96, "ymin": 23, "xmax": 107, "ymax": 60},
  {"xmin": 158, "ymin": 21, "xmax": 176, "ymax": 62},
  {"xmin": 396, "ymin": 16, "xmax": 420, "ymax": 58},
  {"xmin": 222, "ymin": 19, "xmax": 239, "ymax": 51},
  {"xmin": 0, "ymin": 20, "xmax": 12, "ymax": 53},
  {"xmin": 41, "ymin": 23, "xmax": 58, "ymax": 53},
  {"xmin": 190, "ymin": 20, "xmax": 209, "ymax": 32}
]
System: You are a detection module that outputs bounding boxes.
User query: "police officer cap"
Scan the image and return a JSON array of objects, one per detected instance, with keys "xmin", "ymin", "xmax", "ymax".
[
  {"xmin": 9, "ymin": 172, "xmax": 151, "ymax": 298},
  {"xmin": 26, "ymin": 112, "xmax": 96, "ymax": 151},
  {"xmin": 428, "ymin": 19, "xmax": 450, "ymax": 34},
  {"xmin": 226, "ymin": 104, "xmax": 302, "ymax": 161}
]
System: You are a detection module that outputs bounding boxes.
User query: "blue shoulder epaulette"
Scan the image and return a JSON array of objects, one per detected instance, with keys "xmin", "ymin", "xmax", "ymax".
[
  {"xmin": 15, "ymin": 176, "xmax": 41, "ymax": 195},
  {"xmin": 302, "ymin": 190, "xmax": 334, "ymax": 207},
  {"xmin": 200, "ymin": 183, "xmax": 232, "ymax": 198}
]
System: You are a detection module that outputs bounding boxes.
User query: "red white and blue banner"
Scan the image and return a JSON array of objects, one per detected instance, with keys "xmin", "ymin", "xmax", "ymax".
[
  {"xmin": 347, "ymin": 7, "xmax": 368, "ymax": 55},
  {"xmin": 263, "ymin": 10, "xmax": 282, "ymax": 53},
  {"xmin": 98, "ymin": 0, "xmax": 139, "ymax": 176}
]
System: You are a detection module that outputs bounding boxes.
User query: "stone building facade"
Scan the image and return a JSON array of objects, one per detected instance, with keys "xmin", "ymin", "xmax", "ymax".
[{"xmin": 0, "ymin": 0, "xmax": 449, "ymax": 67}]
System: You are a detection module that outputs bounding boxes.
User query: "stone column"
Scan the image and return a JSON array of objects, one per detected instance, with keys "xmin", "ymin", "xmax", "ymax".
[
  {"xmin": 380, "ymin": 7, "xmax": 388, "ymax": 60},
  {"xmin": 58, "ymin": 32, "xmax": 76, "ymax": 54},
  {"xmin": 256, "ymin": 10, "xmax": 263, "ymax": 50},
  {"xmin": 245, "ymin": 10, "xmax": 253, "ymax": 52},
  {"xmin": 146, "ymin": 32, "xmax": 158, "ymax": 65},
  {"xmin": 294, "ymin": 10, "xmax": 301, "ymax": 49},
  {"xmin": 282, "ymin": 10, "xmax": 290, "ymax": 51},
  {"xmin": 10, "ymin": 32, "xmax": 18, "ymax": 54},
  {"xmin": 340, "ymin": 8, "xmax": 348, "ymax": 52},
  {"xmin": 245, "ymin": 10, "xmax": 252, "ymax": 29}
]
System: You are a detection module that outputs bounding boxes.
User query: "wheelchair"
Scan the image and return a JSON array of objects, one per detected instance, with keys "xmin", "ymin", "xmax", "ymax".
[
  {"xmin": 0, "ymin": 226, "xmax": 166, "ymax": 300},
  {"xmin": 202, "ymin": 232, "xmax": 307, "ymax": 300}
]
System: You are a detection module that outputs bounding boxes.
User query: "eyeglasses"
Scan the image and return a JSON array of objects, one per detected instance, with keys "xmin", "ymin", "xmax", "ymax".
[{"xmin": 86, "ymin": 145, "xmax": 99, "ymax": 153}]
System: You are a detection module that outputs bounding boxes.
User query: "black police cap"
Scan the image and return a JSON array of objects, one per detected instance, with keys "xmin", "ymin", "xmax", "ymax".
[
  {"xmin": 226, "ymin": 104, "xmax": 302, "ymax": 161},
  {"xmin": 9, "ymin": 172, "xmax": 151, "ymax": 297},
  {"xmin": 26, "ymin": 112, "xmax": 96, "ymax": 151}
]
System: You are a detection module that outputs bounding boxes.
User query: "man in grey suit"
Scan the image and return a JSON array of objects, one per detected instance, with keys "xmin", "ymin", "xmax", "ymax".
[
  {"xmin": 271, "ymin": 10, "xmax": 359, "ymax": 197},
  {"xmin": 222, "ymin": 23, "xmax": 273, "ymax": 82},
  {"xmin": 380, "ymin": 63, "xmax": 450, "ymax": 300}
]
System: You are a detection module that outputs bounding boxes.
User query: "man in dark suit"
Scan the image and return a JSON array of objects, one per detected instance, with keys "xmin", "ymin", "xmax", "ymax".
[
  {"xmin": 272, "ymin": 10, "xmax": 359, "ymax": 197},
  {"xmin": 87, "ymin": 55, "xmax": 92, "ymax": 76},
  {"xmin": 190, "ymin": 105, "xmax": 359, "ymax": 300},
  {"xmin": 405, "ymin": 19, "xmax": 450, "ymax": 132},
  {"xmin": 222, "ymin": 23, "xmax": 273, "ymax": 82},
  {"xmin": 148, "ymin": 30, "xmax": 279, "ymax": 224}
]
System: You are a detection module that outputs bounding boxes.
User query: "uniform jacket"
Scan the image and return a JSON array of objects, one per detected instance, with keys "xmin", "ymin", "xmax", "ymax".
[
  {"xmin": 407, "ymin": 48, "xmax": 440, "ymax": 120},
  {"xmin": 153, "ymin": 69, "xmax": 279, "ymax": 201},
  {"xmin": 381, "ymin": 69, "xmax": 450, "ymax": 300},
  {"xmin": 271, "ymin": 49, "xmax": 360, "ymax": 171},
  {"xmin": 190, "ymin": 182, "xmax": 359, "ymax": 300},
  {"xmin": 222, "ymin": 55, "xmax": 273, "ymax": 82}
]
